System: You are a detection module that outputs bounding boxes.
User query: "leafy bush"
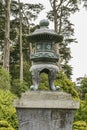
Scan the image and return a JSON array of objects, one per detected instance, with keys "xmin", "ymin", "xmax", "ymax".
[
  {"xmin": 39, "ymin": 73, "xmax": 49, "ymax": 90},
  {"xmin": 0, "ymin": 89, "xmax": 18, "ymax": 130},
  {"xmin": 55, "ymin": 71, "xmax": 79, "ymax": 98},
  {"xmin": 73, "ymin": 121, "xmax": 87, "ymax": 130},
  {"xmin": 74, "ymin": 95, "xmax": 87, "ymax": 122},
  {"xmin": 0, "ymin": 67, "xmax": 11, "ymax": 90},
  {"xmin": 78, "ymin": 77, "xmax": 87, "ymax": 100},
  {"xmin": 0, "ymin": 120, "xmax": 14, "ymax": 130},
  {"xmin": 11, "ymin": 79, "xmax": 29, "ymax": 97},
  {"xmin": 23, "ymin": 61, "xmax": 32, "ymax": 87},
  {"xmin": 10, "ymin": 61, "xmax": 32, "ymax": 88}
]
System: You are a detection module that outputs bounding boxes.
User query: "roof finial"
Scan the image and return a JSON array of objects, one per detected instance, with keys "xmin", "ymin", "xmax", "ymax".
[{"xmin": 39, "ymin": 19, "xmax": 49, "ymax": 27}]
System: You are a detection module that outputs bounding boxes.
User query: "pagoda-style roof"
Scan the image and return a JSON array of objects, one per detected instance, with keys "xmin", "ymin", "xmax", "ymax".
[{"xmin": 28, "ymin": 19, "xmax": 63, "ymax": 43}]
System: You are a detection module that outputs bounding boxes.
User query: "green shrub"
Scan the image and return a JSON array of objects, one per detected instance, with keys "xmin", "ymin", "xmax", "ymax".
[
  {"xmin": 55, "ymin": 71, "xmax": 79, "ymax": 98},
  {"xmin": 73, "ymin": 121, "xmax": 87, "ymax": 130},
  {"xmin": 11, "ymin": 79, "xmax": 29, "ymax": 97},
  {"xmin": 0, "ymin": 67, "xmax": 11, "ymax": 90},
  {"xmin": 0, "ymin": 120, "xmax": 14, "ymax": 130},
  {"xmin": 0, "ymin": 89, "xmax": 18, "ymax": 130},
  {"xmin": 39, "ymin": 73, "xmax": 49, "ymax": 90}
]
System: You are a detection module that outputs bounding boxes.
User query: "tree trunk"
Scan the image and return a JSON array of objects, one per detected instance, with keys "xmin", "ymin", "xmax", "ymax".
[
  {"xmin": 3, "ymin": 0, "xmax": 10, "ymax": 71},
  {"xmin": 27, "ymin": 21, "xmax": 33, "ymax": 66},
  {"xmin": 53, "ymin": 0, "xmax": 58, "ymax": 33},
  {"xmin": 53, "ymin": 0, "xmax": 61, "ymax": 70},
  {"xmin": 18, "ymin": 0, "xmax": 23, "ymax": 81}
]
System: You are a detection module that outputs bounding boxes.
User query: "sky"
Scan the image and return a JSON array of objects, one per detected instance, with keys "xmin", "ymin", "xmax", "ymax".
[
  {"xmin": 21, "ymin": 0, "xmax": 87, "ymax": 81},
  {"xmin": 69, "ymin": 7, "xmax": 87, "ymax": 81}
]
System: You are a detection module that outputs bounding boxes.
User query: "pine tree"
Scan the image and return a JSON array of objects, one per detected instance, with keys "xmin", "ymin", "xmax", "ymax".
[
  {"xmin": 47, "ymin": 0, "xmax": 79, "ymax": 78},
  {"xmin": 3, "ymin": 0, "xmax": 11, "ymax": 71}
]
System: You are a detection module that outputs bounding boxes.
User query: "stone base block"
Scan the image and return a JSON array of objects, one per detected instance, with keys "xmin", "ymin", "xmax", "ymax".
[{"xmin": 14, "ymin": 91, "xmax": 79, "ymax": 130}]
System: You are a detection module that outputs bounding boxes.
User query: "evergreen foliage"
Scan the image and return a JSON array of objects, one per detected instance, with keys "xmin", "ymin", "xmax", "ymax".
[
  {"xmin": 47, "ymin": 0, "xmax": 79, "ymax": 77},
  {"xmin": 23, "ymin": 61, "xmax": 32, "ymax": 86},
  {"xmin": 39, "ymin": 73, "xmax": 49, "ymax": 90},
  {"xmin": 73, "ymin": 120, "xmax": 87, "ymax": 130},
  {"xmin": 11, "ymin": 79, "xmax": 29, "ymax": 97},
  {"xmin": 78, "ymin": 77, "xmax": 87, "ymax": 99},
  {"xmin": 62, "ymin": 64, "xmax": 73, "ymax": 79},
  {"xmin": 38, "ymin": 71, "xmax": 79, "ymax": 99},
  {"xmin": 74, "ymin": 94, "xmax": 87, "ymax": 122},
  {"xmin": 0, "ymin": 89, "xmax": 18, "ymax": 130},
  {"xmin": 0, "ymin": 67, "xmax": 11, "ymax": 90},
  {"xmin": 0, "ymin": 120, "xmax": 14, "ymax": 130},
  {"xmin": 55, "ymin": 71, "xmax": 79, "ymax": 98}
]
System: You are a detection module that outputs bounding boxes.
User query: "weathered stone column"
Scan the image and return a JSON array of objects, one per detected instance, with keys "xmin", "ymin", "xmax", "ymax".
[{"xmin": 14, "ymin": 91, "xmax": 79, "ymax": 130}]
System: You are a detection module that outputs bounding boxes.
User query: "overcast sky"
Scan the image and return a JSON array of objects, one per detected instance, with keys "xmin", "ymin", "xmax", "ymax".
[
  {"xmin": 69, "ymin": 7, "xmax": 87, "ymax": 81},
  {"xmin": 21, "ymin": 0, "xmax": 87, "ymax": 81}
]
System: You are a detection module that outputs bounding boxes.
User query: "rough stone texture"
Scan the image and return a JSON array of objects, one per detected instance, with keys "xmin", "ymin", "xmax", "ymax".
[
  {"xmin": 16, "ymin": 108, "xmax": 75, "ymax": 130},
  {"xmin": 14, "ymin": 91, "xmax": 79, "ymax": 130},
  {"xmin": 14, "ymin": 91, "xmax": 79, "ymax": 109}
]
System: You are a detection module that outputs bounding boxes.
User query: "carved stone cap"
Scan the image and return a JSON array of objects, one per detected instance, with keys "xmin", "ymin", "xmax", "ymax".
[
  {"xmin": 28, "ymin": 19, "xmax": 63, "ymax": 43},
  {"xmin": 14, "ymin": 91, "xmax": 80, "ymax": 109}
]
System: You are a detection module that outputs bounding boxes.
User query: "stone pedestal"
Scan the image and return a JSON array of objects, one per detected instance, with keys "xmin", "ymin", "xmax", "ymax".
[{"xmin": 14, "ymin": 91, "xmax": 79, "ymax": 130}]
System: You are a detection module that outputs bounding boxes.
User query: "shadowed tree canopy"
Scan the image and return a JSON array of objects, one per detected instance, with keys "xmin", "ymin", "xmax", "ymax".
[{"xmin": 47, "ymin": 0, "xmax": 80, "ymax": 78}]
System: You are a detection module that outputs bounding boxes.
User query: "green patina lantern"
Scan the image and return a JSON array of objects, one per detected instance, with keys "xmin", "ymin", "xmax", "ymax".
[{"xmin": 28, "ymin": 19, "xmax": 63, "ymax": 90}]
